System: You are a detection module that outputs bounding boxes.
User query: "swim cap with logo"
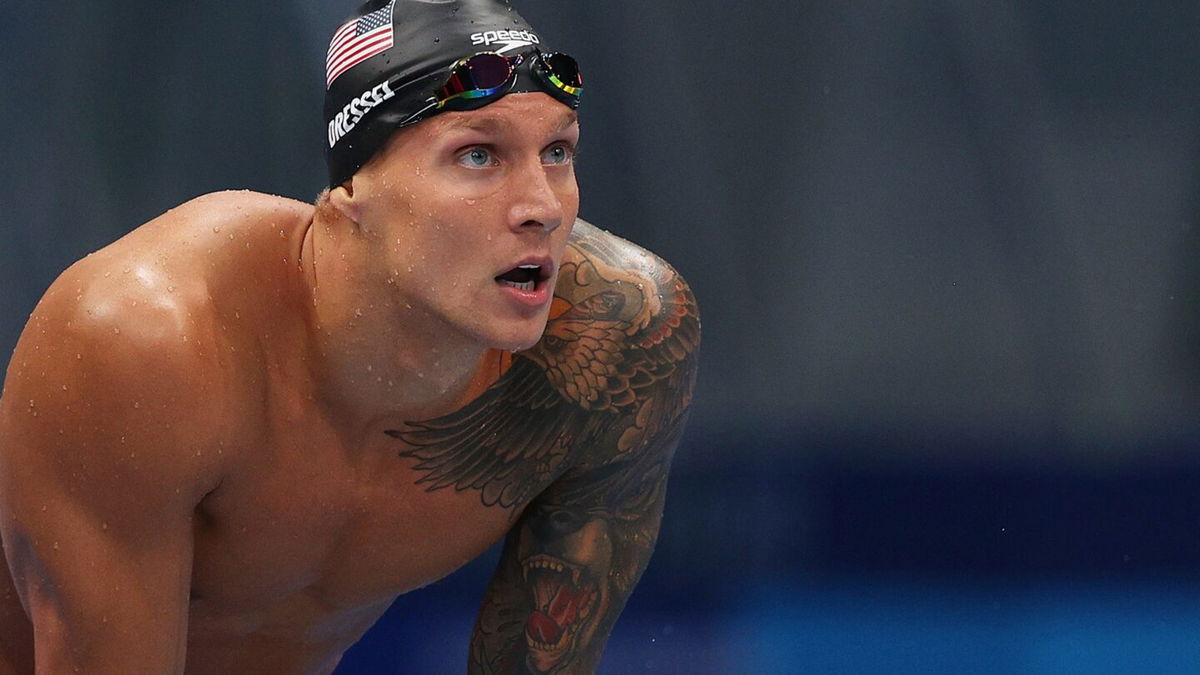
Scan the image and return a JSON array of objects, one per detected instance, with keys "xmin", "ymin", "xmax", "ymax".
[{"xmin": 323, "ymin": 0, "xmax": 566, "ymax": 187}]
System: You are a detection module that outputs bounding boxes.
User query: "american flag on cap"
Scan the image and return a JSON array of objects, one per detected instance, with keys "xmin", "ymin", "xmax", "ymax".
[{"xmin": 326, "ymin": 0, "xmax": 397, "ymax": 89}]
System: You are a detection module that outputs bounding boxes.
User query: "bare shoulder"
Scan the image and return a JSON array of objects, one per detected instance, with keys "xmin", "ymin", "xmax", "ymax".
[
  {"xmin": 553, "ymin": 219, "xmax": 700, "ymax": 374},
  {"xmin": 564, "ymin": 218, "xmax": 688, "ymax": 287},
  {"xmin": 90, "ymin": 190, "xmax": 313, "ymax": 274},
  {"xmin": 144, "ymin": 190, "xmax": 312, "ymax": 233},
  {"xmin": 0, "ymin": 253, "xmax": 233, "ymax": 492},
  {"xmin": 0, "ymin": 193, "xmax": 299, "ymax": 490},
  {"xmin": 537, "ymin": 218, "xmax": 701, "ymax": 456}
]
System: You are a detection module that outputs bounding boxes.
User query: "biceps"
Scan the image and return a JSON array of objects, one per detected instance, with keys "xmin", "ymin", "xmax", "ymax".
[
  {"xmin": 0, "ymin": 464, "xmax": 195, "ymax": 672},
  {"xmin": 2, "ymin": 500, "xmax": 193, "ymax": 672}
]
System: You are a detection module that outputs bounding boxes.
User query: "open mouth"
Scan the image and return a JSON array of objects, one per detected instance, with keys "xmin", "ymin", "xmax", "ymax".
[
  {"xmin": 495, "ymin": 263, "xmax": 551, "ymax": 292},
  {"xmin": 522, "ymin": 554, "xmax": 598, "ymax": 655}
]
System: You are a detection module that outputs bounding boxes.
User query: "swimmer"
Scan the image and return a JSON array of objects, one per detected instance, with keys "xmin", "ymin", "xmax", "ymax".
[{"xmin": 0, "ymin": 1, "xmax": 699, "ymax": 673}]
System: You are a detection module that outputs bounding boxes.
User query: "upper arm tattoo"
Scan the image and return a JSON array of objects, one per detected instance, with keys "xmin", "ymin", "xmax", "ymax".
[{"xmin": 385, "ymin": 225, "xmax": 700, "ymax": 673}]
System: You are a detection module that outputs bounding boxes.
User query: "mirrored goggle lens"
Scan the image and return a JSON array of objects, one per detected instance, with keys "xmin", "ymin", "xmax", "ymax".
[
  {"xmin": 440, "ymin": 53, "xmax": 518, "ymax": 101},
  {"xmin": 540, "ymin": 52, "xmax": 583, "ymax": 95}
]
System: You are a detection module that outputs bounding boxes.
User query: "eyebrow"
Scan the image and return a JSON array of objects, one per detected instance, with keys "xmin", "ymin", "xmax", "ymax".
[
  {"xmin": 555, "ymin": 110, "xmax": 580, "ymax": 132},
  {"xmin": 442, "ymin": 115, "xmax": 507, "ymax": 134},
  {"xmin": 440, "ymin": 109, "xmax": 579, "ymax": 134}
]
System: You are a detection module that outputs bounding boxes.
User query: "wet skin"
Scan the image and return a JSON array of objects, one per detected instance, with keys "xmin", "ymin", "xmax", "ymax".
[{"xmin": 0, "ymin": 94, "xmax": 699, "ymax": 674}]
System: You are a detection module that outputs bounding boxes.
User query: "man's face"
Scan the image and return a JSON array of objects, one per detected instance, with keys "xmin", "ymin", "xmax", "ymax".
[{"xmin": 349, "ymin": 92, "xmax": 581, "ymax": 353}]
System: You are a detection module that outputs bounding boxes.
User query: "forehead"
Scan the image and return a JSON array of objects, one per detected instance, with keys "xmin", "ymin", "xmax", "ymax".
[{"xmin": 426, "ymin": 93, "xmax": 579, "ymax": 136}]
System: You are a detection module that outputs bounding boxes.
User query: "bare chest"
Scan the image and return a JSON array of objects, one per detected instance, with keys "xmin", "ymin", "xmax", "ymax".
[{"xmin": 188, "ymin": 419, "xmax": 536, "ymax": 627}]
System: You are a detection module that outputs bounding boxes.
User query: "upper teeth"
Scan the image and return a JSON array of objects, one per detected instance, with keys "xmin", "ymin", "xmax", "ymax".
[{"xmin": 519, "ymin": 265, "xmax": 540, "ymax": 270}]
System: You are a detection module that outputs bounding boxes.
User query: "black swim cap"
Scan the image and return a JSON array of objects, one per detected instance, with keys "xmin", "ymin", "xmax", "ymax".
[{"xmin": 323, "ymin": 0, "xmax": 564, "ymax": 187}]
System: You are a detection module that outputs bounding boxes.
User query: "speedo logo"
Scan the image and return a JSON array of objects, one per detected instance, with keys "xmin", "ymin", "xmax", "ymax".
[
  {"xmin": 470, "ymin": 29, "xmax": 540, "ymax": 54},
  {"xmin": 327, "ymin": 80, "xmax": 397, "ymax": 148}
]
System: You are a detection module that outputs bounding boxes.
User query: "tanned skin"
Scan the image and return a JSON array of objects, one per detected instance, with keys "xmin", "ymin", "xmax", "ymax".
[{"xmin": 0, "ymin": 92, "xmax": 698, "ymax": 674}]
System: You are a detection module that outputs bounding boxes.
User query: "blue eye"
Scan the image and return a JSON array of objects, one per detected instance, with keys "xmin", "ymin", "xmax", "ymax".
[
  {"xmin": 542, "ymin": 144, "xmax": 574, "ymax": 166},
  {"xmin": 458, "ymin": 147, "xmax": 495, "ymax": 168}
]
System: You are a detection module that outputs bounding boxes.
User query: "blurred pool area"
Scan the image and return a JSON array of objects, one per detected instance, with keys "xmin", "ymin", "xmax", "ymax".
[
  {"xmin": 338, "ymin": 426, "xmax": 1200, "ymax": 673},
  {"xmin": 339, "ymin": 572, "xmax": 1200, "ymax": 673}
]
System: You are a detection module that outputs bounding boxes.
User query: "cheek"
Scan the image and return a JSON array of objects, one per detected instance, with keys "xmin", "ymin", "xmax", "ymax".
[{"xmin": 557, "ymin": 177, "xmax": 581, "ymax": 222}]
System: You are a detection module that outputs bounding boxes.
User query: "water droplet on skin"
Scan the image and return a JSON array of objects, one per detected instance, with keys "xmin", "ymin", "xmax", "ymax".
[
  {"xmin": 212, "ymin": 226, "xmax": 221, "ymax": 233},
  {"xmin": 433, "ymin": 37, "xmax": 440, "ymax": 43}
]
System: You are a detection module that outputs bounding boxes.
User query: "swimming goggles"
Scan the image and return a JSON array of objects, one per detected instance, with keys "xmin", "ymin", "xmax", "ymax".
[{"xmin": 399, "ymin": 50, "xmax": 582, "ymax": 126}]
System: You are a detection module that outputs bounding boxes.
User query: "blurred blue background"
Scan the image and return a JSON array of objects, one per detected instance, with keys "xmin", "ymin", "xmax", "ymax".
[{"xmin": 3, "ymin": 0, "xmax": 1200, "ymax": 672}]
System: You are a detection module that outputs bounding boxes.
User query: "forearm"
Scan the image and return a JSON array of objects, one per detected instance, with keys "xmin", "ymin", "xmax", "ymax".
[{"xmin": 469, "ymin": 493, "xmax": 664, "ymax": 675}]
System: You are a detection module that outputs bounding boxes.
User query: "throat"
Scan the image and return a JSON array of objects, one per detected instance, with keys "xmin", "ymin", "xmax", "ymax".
[{"xmin": 314, "ymin": 344, "xmax": 510, "ymax": 436}]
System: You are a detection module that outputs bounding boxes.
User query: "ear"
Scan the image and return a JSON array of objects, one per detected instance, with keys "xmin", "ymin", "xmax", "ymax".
[{"xmin": 328, "ymin": 180, "xmax": 363, "ymax": 224}]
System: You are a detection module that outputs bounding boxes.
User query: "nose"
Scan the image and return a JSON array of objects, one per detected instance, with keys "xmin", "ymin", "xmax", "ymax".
[{"xmin": 507, "ymin": 159, "xmax": 564, "ymax": 234}]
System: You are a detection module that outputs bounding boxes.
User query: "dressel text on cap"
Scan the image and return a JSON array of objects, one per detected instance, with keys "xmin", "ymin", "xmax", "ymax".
[{"xmin": 328, "ymin": 81, "xmax": 397, "ymax": 148}]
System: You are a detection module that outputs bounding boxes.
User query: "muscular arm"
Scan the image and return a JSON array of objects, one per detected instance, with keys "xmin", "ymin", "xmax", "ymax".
[
  {"xmin": 470, "ymin": 229, "xmax": 699, "ymax": 674},
  {"xmin": 0, "ymin": 265, "xmax": 226, "ymax": 673},
  {"xmin": 387, "ymin": 222, "xmax": 699, "ymax": 673}
]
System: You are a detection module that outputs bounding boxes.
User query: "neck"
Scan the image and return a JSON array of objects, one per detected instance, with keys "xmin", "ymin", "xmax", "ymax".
[{"xmin": 299, "ymin": 204, "xmax": 495, "ymax": 434}]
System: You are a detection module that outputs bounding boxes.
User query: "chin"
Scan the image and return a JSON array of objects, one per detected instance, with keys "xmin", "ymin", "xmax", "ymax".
[
  {"xmin": 484, "ymin": 317, "xmax": 551, "ymax": 353},
  {"xmin": 490, "ymin": 328, "xmax": 548, "ymax": 353}
]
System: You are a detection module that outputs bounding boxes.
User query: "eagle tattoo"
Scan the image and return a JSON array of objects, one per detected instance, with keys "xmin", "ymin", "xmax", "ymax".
[
  {"xmin": 385, "ymin": 227, "xmax": 699, "ymax": 674},
  {"xmin": 384, "ymin": 233, "xmax": 699, "ymax": 513}
]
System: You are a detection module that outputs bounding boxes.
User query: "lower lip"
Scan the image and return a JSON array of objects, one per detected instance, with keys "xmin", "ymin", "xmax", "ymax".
[{"xmin": 496, "ymin": 280, "xmax": 552, "ymax": 308}]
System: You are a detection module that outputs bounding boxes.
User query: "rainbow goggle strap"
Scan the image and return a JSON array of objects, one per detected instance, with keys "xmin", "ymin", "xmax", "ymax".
[{"xmin": 399, "ymin": 50, "xmax": 582, "ymax": 127}]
